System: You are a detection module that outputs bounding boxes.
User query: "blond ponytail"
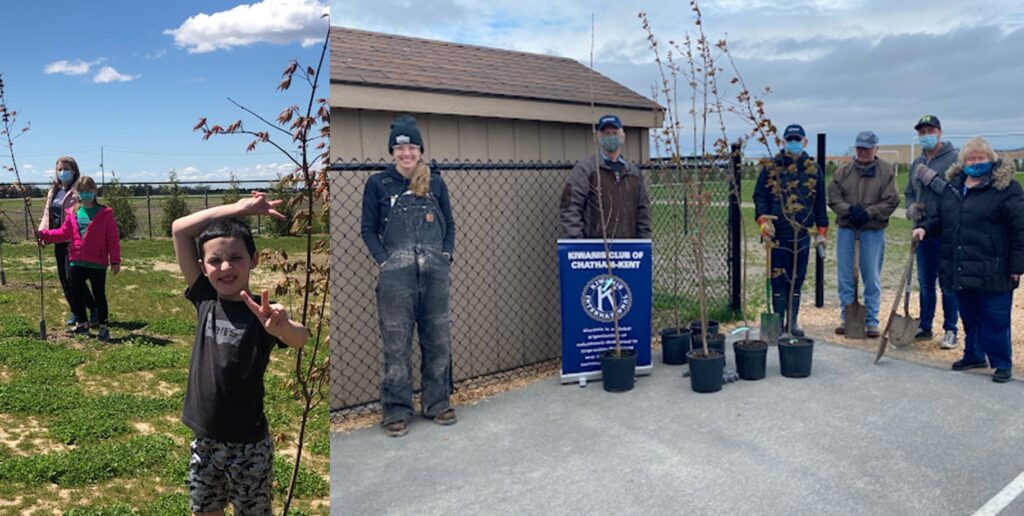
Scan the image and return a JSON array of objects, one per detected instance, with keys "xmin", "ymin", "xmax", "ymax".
[{"xmin": 410, "ymin": 162, "xmax": 431, "ymax": 197}]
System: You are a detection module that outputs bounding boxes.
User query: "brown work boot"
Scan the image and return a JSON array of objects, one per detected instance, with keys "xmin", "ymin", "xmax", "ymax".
[
  {"xmin": 866, "ymin": 326, "xmax": 880, "ymax": 338},
  {"xmin": 834, "ymin": 324, "xmax": 846, "ymax": 335},
  {"xmin": 383, "ymin": 420, "xmax": 408, "ymax": 438},
  {"xmin": 432, "ymin": 408, "xmax": 457, "ymax": 426}
]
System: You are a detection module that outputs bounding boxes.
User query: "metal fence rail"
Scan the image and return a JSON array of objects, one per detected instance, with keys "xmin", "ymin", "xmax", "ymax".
[
  {"xmin": 329, "ymin": 155, "xmax": 741, "ymax": 414},
  {"xmin": 0, "ymin": 180, "xmax": 299, "ymax": 240}
]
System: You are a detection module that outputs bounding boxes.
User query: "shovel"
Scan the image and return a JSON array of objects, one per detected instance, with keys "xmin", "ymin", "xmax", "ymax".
[
  {"xmin": 890, "ymin": 245, "xmax": 920, "ymax": 347},
  {"xmin": 876, "ymin": 239, "xmax": 920, "ymax": 363},
  {"xmin": 760, "ymin": 240, "xmax": 781, "ymax": 344},
  {"xmin": 845, "ymin": 230, "xmax": 867, "ymax": 339}
]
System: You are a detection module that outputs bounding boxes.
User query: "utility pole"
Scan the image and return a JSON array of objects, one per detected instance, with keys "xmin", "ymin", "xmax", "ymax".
[{"xmin": 100, "ymin": 146, "xmax": 105, "ymax": 186}]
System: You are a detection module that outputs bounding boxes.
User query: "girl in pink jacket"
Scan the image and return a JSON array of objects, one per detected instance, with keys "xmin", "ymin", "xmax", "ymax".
[{"xmin": 37, "ymin": 176, "xmax": 121, "ymax": 342}]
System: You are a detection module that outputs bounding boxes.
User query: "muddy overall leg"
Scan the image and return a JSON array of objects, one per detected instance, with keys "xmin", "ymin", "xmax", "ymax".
[
  {"xmin": 376, "ymin": 253, "xmax": 418, "ymax": 424},
  {"xmin": 417, "ymin": 250, "xmax": 453, "ymax": 419}
]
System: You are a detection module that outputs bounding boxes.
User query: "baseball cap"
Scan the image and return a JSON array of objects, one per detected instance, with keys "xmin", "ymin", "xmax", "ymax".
[
  {"xmin": 597, "ymin": 114, "xmax": 623, "ymax": 131},
  {"xmin": 854, "ymin": 131, "xmax": 879, "ymax": 148},
  {"xmin": 914, "ymin": 115, "xmax": 941, "ymax": 131},
  {"xmin": 783, "ymin": 124, "xmax": 806, "ymax": 141}
]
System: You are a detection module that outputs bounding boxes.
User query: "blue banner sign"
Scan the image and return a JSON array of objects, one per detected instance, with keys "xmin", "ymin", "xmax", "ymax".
[{"xmin": 558, "ymin": 239, "xmax": 652, "ymax": 383}]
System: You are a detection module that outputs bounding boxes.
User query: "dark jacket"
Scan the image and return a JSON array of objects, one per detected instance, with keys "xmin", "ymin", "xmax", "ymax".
[
  {"xmin": 905, "ymin": 141, "xmax": 958, "ymax": 238},
  {"xmin": 919, "ymin": 159, "xmax": 1024, "ymax": 293},
  {"xmin": 753, "ymin": 151, "xmax": 829, "ymax": 240},
  {"xmin": 360, "ymin": 164, "xmax": 456, "ymax": 264},
  {"xmin": 827, "ymin": 158, "xmax": 900, "ymax": 230},
  {"xmin": 559, "ymin": 153, "xmax": 652, "ymax": 239}
]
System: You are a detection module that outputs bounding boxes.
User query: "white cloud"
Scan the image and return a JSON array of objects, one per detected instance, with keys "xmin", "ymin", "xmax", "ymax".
[
  {"xmin": 165, "ymin": 0, "xmax": 329, "ymax": 54},
  {"xmin": 93, "ymin": 66, "xmax": 139, "ymax": 83},
  {"xmin": 43, "ymin": 58, "xmax": 103, "ymax": 76},
  {"xmin": 144, "ymin": 49, "xmax": 168, "ymax": 60}
]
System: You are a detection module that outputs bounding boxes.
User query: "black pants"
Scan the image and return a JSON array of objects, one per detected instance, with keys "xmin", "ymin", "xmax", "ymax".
[
  {"xmin": 70, "ymin": 266, "xmax": 107, "ymax": 324},
  {"xmin": 55, "ymin": 243, "xmax": 94, "ymax": 316}
]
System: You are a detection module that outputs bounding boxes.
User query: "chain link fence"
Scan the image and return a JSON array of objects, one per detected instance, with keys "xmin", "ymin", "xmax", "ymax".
[{"xmin": 330, "ymin": 156, "xmax": 741, "ymax": 414}]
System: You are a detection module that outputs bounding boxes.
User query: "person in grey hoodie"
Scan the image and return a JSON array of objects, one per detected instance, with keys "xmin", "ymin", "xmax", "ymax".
[{"xmin": 904, "ymin": 115, "xmax": 959, "ymax": 349}]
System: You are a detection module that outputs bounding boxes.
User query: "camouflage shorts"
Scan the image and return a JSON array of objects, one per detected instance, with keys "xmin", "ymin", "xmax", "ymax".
[{"xmin": 188, "ymin": 435, "xmax": 274, "ymax": 515}]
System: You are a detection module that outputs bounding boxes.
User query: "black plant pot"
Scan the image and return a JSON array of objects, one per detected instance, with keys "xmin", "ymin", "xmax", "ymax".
[
  {"xmin": 689, "ymin": 319, "xmax": 720, "ymax": 337},
  {"xmin": 661, "ymin": 328, "xmax": 692, "ymax": 365},
  {"xmin": 690, "ymin": 333, "xmax": 726, "ymax": 364},
  {"xmin": 733, "ymin": 340, "xmax": 768, "ymax": 381},
  {"xmin": 778, "ymin": 336, "xmax": 814, "ymax": 378},
  {"xmin": 601, "ymin": 349, "xmax": 637, "ymax": 392},
  {"xmin": 686, "ymin": 349, "xmax": 724, "ymax": 393}
]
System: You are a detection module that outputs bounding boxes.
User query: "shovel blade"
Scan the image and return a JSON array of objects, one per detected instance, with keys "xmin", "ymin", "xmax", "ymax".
[
  {"xmin": 760, "ymin": 313, "xmax": 781, "ymax": 344},
  {"xmin": 890, "ymin": 316, "xmax": 920, "ymax": 347},
  {"xmin": 846, "ymin": 302, "xmax": 868, "ymax": 339}
]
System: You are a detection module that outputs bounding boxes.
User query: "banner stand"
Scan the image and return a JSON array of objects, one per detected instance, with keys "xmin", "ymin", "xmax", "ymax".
[{"xmin": 557, "ymin": 238, "xmax": 653, "ymax": 384}]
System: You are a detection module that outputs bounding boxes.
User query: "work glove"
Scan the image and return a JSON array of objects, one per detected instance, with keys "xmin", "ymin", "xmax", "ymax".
[
  {"xmin": 757, "ymin": 215, "xmax": 777, "ymax": 239},
  {"xmin": 914, "ymin": 164, "xmax": 940, "ymax": 186},
  {"xmin": 849, "ymin": 205, "xmax": 869, "ymax": 229},
  {"xmin": 906, "ymin": 202, "xmax": 925, "ymax": 222}
]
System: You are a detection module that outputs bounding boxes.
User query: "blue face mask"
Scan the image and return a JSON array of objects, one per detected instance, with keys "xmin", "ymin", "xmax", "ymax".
[
  {"xmin": 919, "ymin": 134, "xmax": 939, "ymax": 151},
  {"xmin": 785, "ymin": 140, "xmax": 804, "ymax": 155},
  {"xmin": 963, "ymin": 162, "xmax": 993, "ymax": 177},
  {"xmin": 78, "ymin": 192, "xmax": 96, "ymax": 202},
  {"xmin": 58, "ymin": 170, "xmax": 74, "ymax": 185}
]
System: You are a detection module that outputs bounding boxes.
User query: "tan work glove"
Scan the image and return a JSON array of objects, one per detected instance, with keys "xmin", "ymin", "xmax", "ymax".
[{"xmin": 757, "ymin": 215, "xmax": 777, "ymax": 239}]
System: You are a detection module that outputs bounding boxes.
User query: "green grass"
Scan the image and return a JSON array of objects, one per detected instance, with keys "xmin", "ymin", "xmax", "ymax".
[
  {"xmin": 0, "ymin": 434, "xmax": 174, "ymax": 486},
  {"xmin": 49, "ymin": 394, "xmax": 179, "ymax": 445},
  {"xmin": 0, "ymin": 236, "xmax": 329, "ymax": 514},
  {"xmin": 85, "ymin": 345, "xmax": 189, "ymax": 375}
]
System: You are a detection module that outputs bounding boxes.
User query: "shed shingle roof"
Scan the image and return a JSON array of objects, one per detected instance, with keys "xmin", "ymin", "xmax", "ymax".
[{"xmin": 331, "ymin": 26, "xmax": 660, "ymax": 111}]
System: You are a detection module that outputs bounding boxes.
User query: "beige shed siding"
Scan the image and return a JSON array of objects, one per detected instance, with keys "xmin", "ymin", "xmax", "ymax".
[{"xmin": 333, "ymin": 107, "xmax": 651, "ymax": 164}]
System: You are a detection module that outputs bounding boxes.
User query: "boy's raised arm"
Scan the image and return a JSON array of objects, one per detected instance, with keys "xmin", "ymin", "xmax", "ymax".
[{"xmin": 171, "ymin": 191, "xmax": 285, "ymax": 287}]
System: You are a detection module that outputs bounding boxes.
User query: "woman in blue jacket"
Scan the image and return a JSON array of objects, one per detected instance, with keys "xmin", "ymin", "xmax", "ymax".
[{"xmin": 360, "ymin": 115, "xmax": 457, "ymax": 437}]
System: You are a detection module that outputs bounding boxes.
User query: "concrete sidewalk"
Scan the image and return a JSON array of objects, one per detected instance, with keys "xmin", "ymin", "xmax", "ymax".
[{"xmin": 331, "ymin": 341, "xmax": 1024, "ymax": 515}]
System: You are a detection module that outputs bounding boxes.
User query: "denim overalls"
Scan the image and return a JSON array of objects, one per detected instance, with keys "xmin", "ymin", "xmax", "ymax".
[{"xmin": 377, "ymin": 190, "xmax": 453, "ymax": 423}]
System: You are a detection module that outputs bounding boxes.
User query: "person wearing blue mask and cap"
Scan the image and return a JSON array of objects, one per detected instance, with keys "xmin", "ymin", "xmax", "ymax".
[
  {"xmin": 753, "ymin": 124, "xmax": 829, "ymax": 337},
  {"xmin": 560, "ymin": 114, "xmax": 652, "ymax": 239},
  {"xmin": 827, "ymin": 131, "xmax": 900, "ymax": 338},
  {"xmin": 912, "ymin": 137, "xmax": 1024, "ymax": 383},
  {"xmin": 37, "ymin": 155, "xmax": 97, "ymax": 327},
  {"xmin": 906, "ymin": 115, "xmax": 960, "ymax": 349}
]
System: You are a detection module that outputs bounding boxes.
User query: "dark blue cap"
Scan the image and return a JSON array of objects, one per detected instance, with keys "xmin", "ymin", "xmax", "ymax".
[
  {"xmin": 783, "ymin": 124, "xmax": 806, "ymax": 141},
  {"xmin": 597, "ymin": 114, "xmax": 623, "ymax": 130}
]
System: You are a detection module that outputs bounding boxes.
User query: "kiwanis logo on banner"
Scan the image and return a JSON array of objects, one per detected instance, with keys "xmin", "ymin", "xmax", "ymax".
[{"xmin": 558, "ymin": 239, "xmax": 652, "ymax": 383}]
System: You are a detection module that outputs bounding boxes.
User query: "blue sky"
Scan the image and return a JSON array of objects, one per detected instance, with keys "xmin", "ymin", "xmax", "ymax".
[
  {"xmin": 1, "ymin": 0, "xmax": 328, "ymax": 184},
  {"xmin": 335, "ymin": 0, "xmax": 1024, "ymax": 157}
]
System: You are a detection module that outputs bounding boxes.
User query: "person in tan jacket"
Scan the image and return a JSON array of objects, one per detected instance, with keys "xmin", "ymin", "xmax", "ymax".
[
  {"xmin": 38, "ymin": 156, "xmax": 95, "ymax": 326},
  {"xmin": 827, "ymin": 131, "xmax": 899, "ymax": 337}
]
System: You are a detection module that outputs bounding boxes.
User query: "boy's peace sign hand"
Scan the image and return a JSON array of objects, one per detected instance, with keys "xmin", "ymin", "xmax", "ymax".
[
  {"xmin": 240, "ymin": 289, "xmax": 289, "ymax": 337},
  {"xmin": 236, "ymin": 191, "xmax": 287, "ymax": 220}
]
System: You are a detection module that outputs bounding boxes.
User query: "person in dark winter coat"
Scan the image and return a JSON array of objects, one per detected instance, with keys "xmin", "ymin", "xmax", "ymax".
[
  {"xmin": 753, "ymin": 124, "xmax": 829, "ymax": 337},
  {"xmin": 560, "ymin": 114, "xmax": 652, "ymax": 239},
  {"xmin": 360, "ymin": 115, "xmax": 457, "ymax": 437},
  {"xmin": 913, "ymin": 137, "xmax": 1024, "ymax": 383},
  {"xmin": 906, "ymin": 115, "xmax": 960, "ymax": 348}
]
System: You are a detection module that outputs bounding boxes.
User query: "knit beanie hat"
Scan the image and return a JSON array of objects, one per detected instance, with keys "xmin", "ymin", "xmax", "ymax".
[{"xmin": 388, "ymin": 115, "xmax": 424, "ymax": 154}]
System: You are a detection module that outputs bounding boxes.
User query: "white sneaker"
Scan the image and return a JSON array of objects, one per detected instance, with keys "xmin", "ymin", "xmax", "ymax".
[{"xmin": 940, "ymin": 330, "xmax": 958, "ymax": 350}]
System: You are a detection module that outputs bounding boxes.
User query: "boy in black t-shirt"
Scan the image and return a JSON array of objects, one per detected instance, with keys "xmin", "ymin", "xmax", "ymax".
[{"xmin": 171, "ymin": 191, "xmax": 308, "ymax": 516}]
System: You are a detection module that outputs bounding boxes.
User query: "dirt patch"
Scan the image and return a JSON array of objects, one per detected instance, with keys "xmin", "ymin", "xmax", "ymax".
[
  {"xmin": 132, "ymin": 422, "xmax": 155, "ymax": 434},
  {"xmin": 151, "ymin": 261, "xmax": 179, "ymax": 274},
  {"xmin": 0, "ymin": 414, "xmax": 71, "ymax": 456}
]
